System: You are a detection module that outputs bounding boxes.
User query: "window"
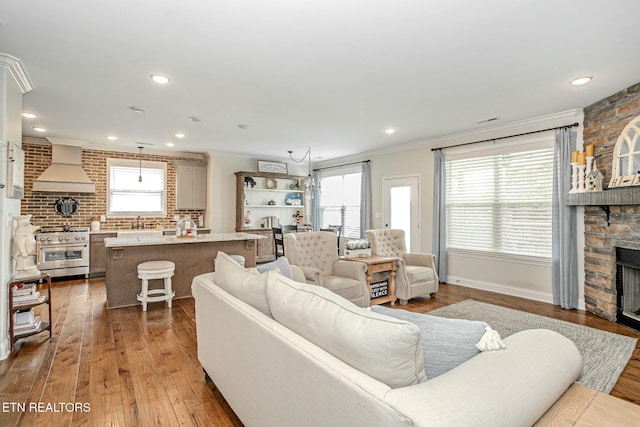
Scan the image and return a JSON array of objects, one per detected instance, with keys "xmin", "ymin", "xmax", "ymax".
[
  {"xmin": 446, "ymin": 143, "xmax": 554, "ymax": 259},
  {"xmin": 107, "ymin": 159, "xmax": 167, "ymax": 216},
  {"xmin": 318, "ymin": 168, "xmax": 362, "ymax": 239}
]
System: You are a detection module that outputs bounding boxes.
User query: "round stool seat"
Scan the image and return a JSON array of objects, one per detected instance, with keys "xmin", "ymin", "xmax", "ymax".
[
  {"xmin": 138, "ymin": 260, "xmax": 175, "ymax": 272},
  {"xmin": 137, "ymin": 260, "xmax": 175, "ymax": 311}
]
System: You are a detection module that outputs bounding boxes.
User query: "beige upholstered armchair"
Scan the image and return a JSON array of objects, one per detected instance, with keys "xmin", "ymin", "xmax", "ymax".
[
  {"xmin": 365, "ymin": 229, "xmax": 439, "ymax": 305},
  {"xmin": 284, "ymin": 231, "xmax": 370, "ymax": 307}
]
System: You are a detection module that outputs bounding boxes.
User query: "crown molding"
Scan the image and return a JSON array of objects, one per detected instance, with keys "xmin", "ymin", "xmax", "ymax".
[
  {"xmin": 0, "ymin": 53, "xmax": 34, "ymax": 93},
  {"xmin": 312, "ymin": 110, "xmax": 585, "ymax": 169},
  {"xmin": 23, "ymin": 136, "xmax": 204, "ymax": 160},
  {"xmin": 422, "ymin": 109, "xmax": 583, "ymax": 150}
]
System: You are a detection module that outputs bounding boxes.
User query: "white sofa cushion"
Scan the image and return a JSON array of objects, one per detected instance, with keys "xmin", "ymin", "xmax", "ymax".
[
  {"xmin": 404, "ymin": 265, "xmax": 434, "ymax": 283},
  {"xmin": 266, "ymin": 272, "xmax": 426, "ymax": 388},
  {"xmin": 372, "ymin": 305, "xmax": 491, "ymax": 378},
  {"xmin": 214, "ymin": 251, "xmax": 271, "ymax": 316}
]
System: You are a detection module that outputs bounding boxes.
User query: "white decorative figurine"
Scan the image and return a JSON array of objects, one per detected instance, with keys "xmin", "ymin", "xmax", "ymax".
[{"xmin": 12, "ymin": 214, "xmax": 40, "ymax": 279}]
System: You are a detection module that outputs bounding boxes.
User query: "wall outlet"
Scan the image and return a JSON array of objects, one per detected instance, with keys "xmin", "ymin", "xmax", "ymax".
[
  {"xmin": 173, "ymin": 214, "xmax": 180, "ymax": 222},
  {"xmin": 100, "ymin": 215, "xmax": 106, "ymax": 222}
]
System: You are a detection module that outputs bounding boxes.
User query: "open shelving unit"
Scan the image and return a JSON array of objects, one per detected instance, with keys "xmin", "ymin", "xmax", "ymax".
[
  {"xmin": 8, "ymin": 273, "xmax": 52, "ymax": 351},
  {"xmin": 235, "ymin": 171, "xmax": 306, "ymax": 262}
]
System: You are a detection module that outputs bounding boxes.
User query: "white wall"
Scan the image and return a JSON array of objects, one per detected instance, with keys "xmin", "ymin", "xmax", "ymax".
[
  {"xmin": 206, "ymin": 153, "xmax": 308, "ymax": 232},
  {"xmin": 314, "ymin": 110, "xmax": 585, "ymax": 304},
  {"xmin": 0, "ymin": 67, "xmax": 26, "ymax": 359}
]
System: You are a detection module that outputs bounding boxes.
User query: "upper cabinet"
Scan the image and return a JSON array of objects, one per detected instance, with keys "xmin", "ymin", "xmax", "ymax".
[{"xmin": 175, "ymin": 161, "xmax": 207, "ymax": 210}]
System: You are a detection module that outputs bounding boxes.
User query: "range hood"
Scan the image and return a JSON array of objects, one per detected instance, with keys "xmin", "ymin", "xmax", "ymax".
[{"xmin": 32, "ymin": 141, "xmax": 95, "ymax": 193}]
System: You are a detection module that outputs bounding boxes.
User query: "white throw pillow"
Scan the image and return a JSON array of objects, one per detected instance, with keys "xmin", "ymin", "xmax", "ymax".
[
  {"xmin": 214, "ymin": 251, "xmax": 271, "ymax": 316},
  {"xmin": 266, "ymin": 272, "xmax": 426, "ymax": 388}
]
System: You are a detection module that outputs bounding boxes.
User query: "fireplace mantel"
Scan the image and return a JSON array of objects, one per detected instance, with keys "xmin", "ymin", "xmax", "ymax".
[
  {"xmin": 566, "ymin": 187, "xmax": 640, "ymax": 206},
  {"xmin": 566, "ymin": 187, "xmax": 640, "ymax": 225}
]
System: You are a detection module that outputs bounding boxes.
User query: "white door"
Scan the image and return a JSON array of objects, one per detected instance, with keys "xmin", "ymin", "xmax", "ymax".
[{"xmin": 382, "ymin": 175, "xmax": 420, "ymax": 252}]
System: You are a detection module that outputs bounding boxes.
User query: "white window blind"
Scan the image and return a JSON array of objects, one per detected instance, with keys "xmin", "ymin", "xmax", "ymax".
[
  {"xmin": 319, "ymin": 169, "xmax": 361, "ymax": 239},
  {"xmin": 446, "ymin": 146, "xmax": 554, "ymax": 258},
  {"xmin": 107, "ymin": 159, "xmax": 167, "ymax": 216}
]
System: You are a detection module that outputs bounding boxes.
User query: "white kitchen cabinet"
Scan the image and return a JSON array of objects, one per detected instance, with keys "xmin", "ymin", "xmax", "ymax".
[{"xmin": 175, "ymin": 161, "xmax": 207, "ymax": 210}]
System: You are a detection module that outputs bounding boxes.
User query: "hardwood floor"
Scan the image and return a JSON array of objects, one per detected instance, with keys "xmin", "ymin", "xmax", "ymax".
[{"xmin": 1, "ymin": 278, "xmax": 639, "ymax": 427}]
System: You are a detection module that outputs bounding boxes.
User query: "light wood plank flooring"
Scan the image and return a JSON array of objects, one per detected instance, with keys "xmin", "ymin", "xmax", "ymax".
[{"xmin": 0, "ymin": 278, "xmax": 639, "ymax": 426}]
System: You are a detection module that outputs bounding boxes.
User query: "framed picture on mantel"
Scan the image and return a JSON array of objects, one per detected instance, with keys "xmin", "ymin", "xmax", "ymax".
[{"xmin": 258, "ymin": 160, "xmax": 288, "ymax": 174}]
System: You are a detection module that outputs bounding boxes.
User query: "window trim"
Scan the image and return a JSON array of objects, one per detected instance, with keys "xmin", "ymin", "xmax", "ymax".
[
  {"xmin": 318, "ymin": 165, "xmax": 362, "ymax": 239},
  {"xmin": 106, "ymin": 158, "xmax": 167, "ymax": 217},
  {"xmin": 444, "ymin": 133, "xmax": 554, "ymax": 260}
]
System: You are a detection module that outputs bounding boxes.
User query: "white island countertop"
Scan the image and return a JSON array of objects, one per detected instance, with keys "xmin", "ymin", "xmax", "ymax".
[{"xmin": 104, "ymin": 232, "xmax": 265, "ymax": 248}]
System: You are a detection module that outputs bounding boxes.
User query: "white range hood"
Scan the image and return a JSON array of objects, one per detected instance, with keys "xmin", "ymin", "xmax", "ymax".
[{"xmin": 32, "ymin": 140, "xmax": 95, "ymax": 193}]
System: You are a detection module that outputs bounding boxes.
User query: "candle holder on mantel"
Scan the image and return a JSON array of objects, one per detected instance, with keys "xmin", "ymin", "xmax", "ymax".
[
  {"xmin": 569, "ymin": 162, "xmax": 579, "ymax": 193},
  {"xmin": 586, "ymin": 156, "xmax": 594, "ymax": 176},
  {"xmin": 577, "ymin": 165, "xmax": 587, "ymax": 193}
]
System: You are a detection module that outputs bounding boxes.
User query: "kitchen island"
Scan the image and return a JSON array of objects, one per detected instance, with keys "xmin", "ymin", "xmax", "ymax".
[{"xmin": 103, "ymin": 232, "xmax": 264, "ymax": 309}]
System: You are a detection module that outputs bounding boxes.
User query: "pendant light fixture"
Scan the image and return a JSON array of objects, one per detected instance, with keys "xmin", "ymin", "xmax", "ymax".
[
  {"xmin": 138, "ymin": 146, "xmax": 143, "ymax": 182},
  {"xmin": 288, "ymin": 147, "xmax": 315, "ymax": 190}
]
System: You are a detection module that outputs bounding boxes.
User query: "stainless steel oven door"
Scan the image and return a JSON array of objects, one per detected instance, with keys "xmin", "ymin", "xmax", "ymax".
[{"xmin": 38, "ymin": 243, "xmax": 89, "ymax": 271}]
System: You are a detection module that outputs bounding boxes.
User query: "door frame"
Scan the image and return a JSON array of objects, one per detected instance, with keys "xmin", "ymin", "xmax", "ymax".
[{"xmin": 381, "ymin": 174, "xmax": 421, "ymax": 252}]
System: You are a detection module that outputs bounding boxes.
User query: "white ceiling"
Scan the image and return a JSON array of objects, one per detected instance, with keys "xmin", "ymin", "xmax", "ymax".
[{"xmin": 1, "ymin": 0, "xmax": 638, "ymax": 161}]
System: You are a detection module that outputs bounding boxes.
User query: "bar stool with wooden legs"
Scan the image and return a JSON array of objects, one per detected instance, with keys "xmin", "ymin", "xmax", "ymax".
[{"xmin": 137, "ymin": 260, "xmax": 176, "ymax": 311}]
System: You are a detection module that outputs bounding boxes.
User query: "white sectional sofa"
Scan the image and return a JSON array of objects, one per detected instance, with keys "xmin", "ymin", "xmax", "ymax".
[{"xmin": 192, "ymin": 253, "xmax": 583, "ymax": 427}]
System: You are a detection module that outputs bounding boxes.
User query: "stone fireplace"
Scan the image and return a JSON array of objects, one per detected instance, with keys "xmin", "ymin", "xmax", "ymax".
[{"xmin": 581, "ymin": 82, "xmax": 640, "ymax": 323}]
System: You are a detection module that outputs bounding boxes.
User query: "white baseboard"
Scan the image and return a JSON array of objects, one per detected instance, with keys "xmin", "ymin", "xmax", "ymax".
[
  {"xmin": 447, "ymin": 275, "xmax": 554, "ymax": 305},
  {"xmin": 0, "ymin": 338, "xmax": 9, "ymax": 360}
]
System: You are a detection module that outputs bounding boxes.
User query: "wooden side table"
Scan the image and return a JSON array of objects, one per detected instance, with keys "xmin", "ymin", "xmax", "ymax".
[{"xmin": 342, "ymin": 255, "xmax": 398, "ymax": 306}]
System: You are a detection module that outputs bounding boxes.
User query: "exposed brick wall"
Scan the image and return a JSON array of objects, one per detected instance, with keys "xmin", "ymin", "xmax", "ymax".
[
  {"xmin": 582, "ymin": 82, "xmax": 640, "ymax": 321},
  {"xmin": 21, "ymin": 140, "xmax": 206, "ymax": 230}
]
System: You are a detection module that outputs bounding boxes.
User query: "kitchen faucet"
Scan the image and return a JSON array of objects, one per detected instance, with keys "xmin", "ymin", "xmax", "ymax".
[{"xmin": 131, "ymin": 216, "xmax": 143, "ymax": 229}]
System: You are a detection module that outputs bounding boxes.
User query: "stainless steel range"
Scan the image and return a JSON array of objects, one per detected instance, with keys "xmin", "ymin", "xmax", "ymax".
[{"xmin": 36, "ymin": 227, "xmax": 90, "ymax": 278}]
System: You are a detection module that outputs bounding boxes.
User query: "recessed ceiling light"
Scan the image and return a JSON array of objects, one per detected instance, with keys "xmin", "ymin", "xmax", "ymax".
[
  {"xmin": 384, "ymin": 127, "xmax": 397, "ymax": 135},
  {"xmin": 22, "ymin": 112, "xmax": 37, "ymax": 119},
  {"xmin": 174, "ymin": 133, "xmax": 185, "ymax": 138},
  {"xmin": 33, "ymin": 127, "xmax": 47, "ymax": 132},
  {"xmin": 107, "ymin": 135, "xmax": 118, "ymax": 141},
  {"xmin": 130, "ymin": 106, "xmax": 145, "ymax": 113},
  {"xmin": 571, "ymin": 76, "xmax": 593, "ymax": 86},
  {"xmin": 166, "ymin": 142, "xmax": 175, "ymax": 147},
  {"xmin": 150, "ymin": 74, "xmax": 170, "ymax": 84}
]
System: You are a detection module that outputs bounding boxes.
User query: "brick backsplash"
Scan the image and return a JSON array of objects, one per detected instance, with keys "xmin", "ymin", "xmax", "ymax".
[
  {"xmin": 582, "ymin": 82, "xmax": 640, "ymax": 321},
  {"xmin": 21, "ymin": 141, "xmax": 206, "ymax": 230}
]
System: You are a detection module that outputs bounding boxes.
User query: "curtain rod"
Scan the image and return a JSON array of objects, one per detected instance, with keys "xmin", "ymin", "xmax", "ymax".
[
  {"xmin": 313, "ymin": 159, "xmax": 370, "ymax": 172},
  {"xmin": 430, "ymin": 122, "xmax": 580, "ymax": 152}
]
